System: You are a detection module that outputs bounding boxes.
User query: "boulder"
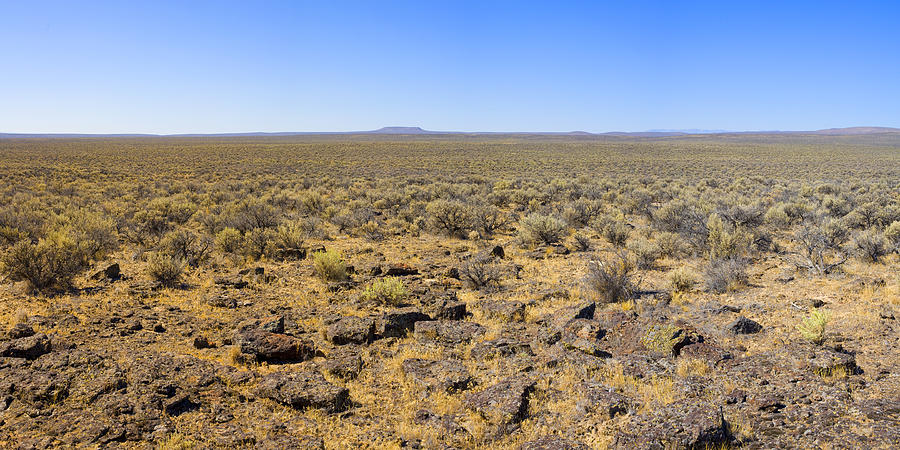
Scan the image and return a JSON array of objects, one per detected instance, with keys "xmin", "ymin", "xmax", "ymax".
[
  {"xmin": 91, "ymin": 263, "xmax": 121, "ymax": 281},
  {"xmin": 470, "ymin": 338, "xmax": 534, "ymax": 360},
  {"xmin": 325, "ymin": 316, "xmax": 375, "ymax": 345},
  {"xmin": 574, "ymin": 382, "xmax": 630, "ymax": 420},
  {"xmin": 519, "ymin": 436, "xmax": 588, "ymax": 450},
  {"xmin": 414, "ymin": 320, "xmax": 485, "ymax": 345},
  {"xmin": 383, "ymin": 264, "xmax": 419, "ymax": 276},
  {"xmin": 480, "ymin": 300, "xmax": 526, "ymax": 322},
  {"xmin": 378, "ymin": 308, "xmax": 431, "ymax": 338},
  {"xmin": 324, "ymin": 348, "xmax": 363, "ymax": 380},
  {"xmin": 615, "ymin": 400, "xmax": 731, "ymax": 449},
  {"xmin": 0, "ymin": 333, "xmax": 51, "ymax": 359},
  {"xmin": 402, "ymin": 358, "xmax": 473, "ymax": 393},
  {"xmin": 234, "ymin": 330, "xmax": 316, "ymax": 363},
  {"xmin": 464, "ymin": 376, "xmax": 536, "ymax": 433},
  {"xmin": 255, "ymin": 371, "xmax": 349, "ymax": 413}
]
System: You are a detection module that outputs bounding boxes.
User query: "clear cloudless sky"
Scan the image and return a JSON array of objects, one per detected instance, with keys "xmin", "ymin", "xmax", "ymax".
[{"xmin": 1, "ymin": 0, "xmax": 899, "ymax": 134}]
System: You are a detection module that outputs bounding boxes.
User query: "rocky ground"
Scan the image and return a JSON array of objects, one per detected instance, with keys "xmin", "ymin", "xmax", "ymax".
[{"xmin": 1, "ymin": 234, "xmax": 899, "ymax": 449}]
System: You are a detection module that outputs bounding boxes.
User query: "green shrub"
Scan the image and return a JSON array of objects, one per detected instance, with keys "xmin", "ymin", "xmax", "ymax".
[
  {"xmin": 1, "ymin": 233, "xmax": 86, "ymax": 292},
  {"xmin": 627, "ymin": 238, "xmax": 660, "ymax": 270},
  {"xmin": 797, "ymin": 308, "xmax": 830, "ymax": 345},
  {"xmin": 471, "ymin": 204, "xmax": 508, "ymax": 238},
  {"xmin": 656, "ymin": 231, "xmax": 688, "ymax": 258},
  {"xmin": 703, "ymin": 257, "xmax": 748, "ymax": 293},
  {"xmin": 601, "ymin": 220, "xmax": 630, "ymax": 248},
  {"xmin": 242, "ymin": 228, "xmax": 277, "ymax": 260},
  {"xmin": 460, "ymin": 254, "xmax": 503, "ymax": 290},
  {"xmin": 706, "ymin": 214, "xmax": 750, "ymax": 260},
  {"xmin": 519, "ymin": 213, "xmax": 567, "ymax": 246},
  {"xmin": 583, "ymin": 253, "xmax": 635, "ymax": 303},
  {"xmin": 312, "ymin": 250, "xmax": 348, "ymax": 281},
  {"xmin": 360, "ymin": 277, "xmax": 408, "ymax": 305},
  {"xmin": 669, "ymin": 267, "xmax": 697, "ymax": 293},
  {"xmin": 215, "ymin": 227, "xmax": 243, "ymax": 254},
  {"xmin": 146, "ymin": 252, "xmax": 186, "ymax": 286},
  {"xmin": 852, "ymin": 229, "xmax": 889, "ymax": 263},
  {"xmin": 886, "ymin": 221, "xmax": 900, "ymax": 253},
  {"xmin": 572, "ymin": 233, "xmax": 591, "ymax": 252},
  {"xmin": 426, "ymin": 200, "xmax": 472, "ymax": 238},
  {"xmin": 159, "ymin": 229, "xmax": 212, "ymax": 267}
]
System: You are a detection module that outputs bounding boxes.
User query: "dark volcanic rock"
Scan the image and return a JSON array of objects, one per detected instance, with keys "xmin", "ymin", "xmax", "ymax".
[
  {"xmin": 402, "ymin": 358, "xmax": 473, "ymax": 393},
  {"xmin": 464, "ymin": 376, "xmax": 536, "ymax": 432},
  {"xmin": 805, "ymin": 347, "xmax": 859, "ymax": 376},
  {"xmin": 679, "ymin": 341, "xmax": 732, "ymax": 365},
  {"xmin": 6, "ymin": 323, "xmax": 36, "ymax": 339},
  {"xmin": 616, "ymin": 400, "xmax": 731, "ymax": 449},
  {"xmin": 255, "ymin": 371, "xmax": 349, "ymax": 413},
  {"xmin": 0, "ymin": 333, "xmax": 51, "ymax": 359},
  {"xmin": 559, "ymin": 318, "xmax": 610, "ymax": 358},
  {"xmin": 480, "ymin": 300, "xmax": 526, "ymax": 322},
  {"xmin": 414, "ymin": 320, "xmax": 485, "ymax": 345},
  {"xmin": 324, "ymin": 347, "xmax": 363, "ymax": 380},
  {"xmin": 234, "ymin": 330, "xmax": 316, "ymax": 363},
  {"xmin": 378, "ymin": 308, "xmax": 431, "ymax": 338},
  {"xmin": 92, "ymin": 263, "xmax": 121, "ymax": 281},
  {"xmin": 383, "ymin": 264, "xmax": 419, "ymax": 276},
  {"xmin": 470, "ymin": 338, "xmax": 534, "ymax": 360},
  {"xmin": 728, "ymin": 316, "xmax": 762, "ymax": 334},
  {"xmin": 519, "ymin": 436, "xmax": 588, "ymax": 450},
  {"xmin": 421, "ymin": 292, "xmax": 468, "ymax": 320},
  {"xmin": 325, "ymin": 316, "xmax": 375, "ymax": 345},
  {"xmin": 574, "ymin": 381, "xmax": 630, "ymax": 420}
]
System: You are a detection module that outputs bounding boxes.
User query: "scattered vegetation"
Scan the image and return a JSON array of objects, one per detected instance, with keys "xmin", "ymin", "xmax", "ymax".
[
  {"xmin": 583, "ymin": 253, "xmax": 635, "ymax": 303},
  {"xmin": 797, "ymin": 308, "xmax": 831, "ymax": 345},
  {"xmin": 312, "ymin": 249, "xmax": 348, "ymax": 282},
  {"xmin": 361, "ymin": 276, "xmax": 408, "ymax": 305}
]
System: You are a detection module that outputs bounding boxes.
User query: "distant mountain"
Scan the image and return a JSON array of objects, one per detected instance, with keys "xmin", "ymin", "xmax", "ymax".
[
  {"xmin": 368, "ymin": 126, "xmax": 441, "ymax": 134},
  {"xmin": 810, "ymin": 127, "xmax": 900, "ymax": 135},
  {"xmin": 646, "ymin": 129, "xmax": 731, "ymax": 134},
  {"xmin": 2, "ymin": 126, "xmax": 898, "ymax": 138}
]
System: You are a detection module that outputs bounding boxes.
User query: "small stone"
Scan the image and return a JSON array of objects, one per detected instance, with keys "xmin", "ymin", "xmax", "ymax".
[{"xmin": 193, "ymin": 336, "xmax": 215, "ymax": 349}]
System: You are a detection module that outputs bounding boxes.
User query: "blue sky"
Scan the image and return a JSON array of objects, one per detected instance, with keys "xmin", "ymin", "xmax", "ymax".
[{"xmin": 1, "ymin": 1, "xmax": 898, "ymax": 133}]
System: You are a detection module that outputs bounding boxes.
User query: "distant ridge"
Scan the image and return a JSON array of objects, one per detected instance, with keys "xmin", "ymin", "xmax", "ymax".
[{"xmin": 1, "ymin": 126, "xmax": 898, "ymax": 138}]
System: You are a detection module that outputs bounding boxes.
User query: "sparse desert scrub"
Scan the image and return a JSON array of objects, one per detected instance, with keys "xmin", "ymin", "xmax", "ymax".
[
  {"xmin": 146, "ymin": 251, "xmax": 186, "ymax": 286},
  {"xmin": 0, "ymin": 135, "xmax": 897, "ymax": 449},
  {"xmin": 459, "ymin": 254, "xmax": 503, "ymax": 290},
  {"xmin": 0, "ymin": 234, "xmax": 87, "ymax": 292},
  {"xmin": 583, "ymin": 253, "xmax": 636, "ymax": 303},
  {"xmin": 360, "ymin": 276, "xmax": 408, "ymax": 305},
  {"xmin": 312, "ymin": 249, "xmax": 349, "ymax": 281},
  {"xmin": 518, "ymin": 213, "xmax": 567, "ymax": 246},
  {"xmin": 703, "ymin": 257, "xmax": 748, "ymax": 293},
  {"xmin": 797, "ymin": 308, "xmax": 831, "ymax": 345},
  {"xmin": 669, "ymin": 267, "xmax": 697, "ymax": 293}
]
